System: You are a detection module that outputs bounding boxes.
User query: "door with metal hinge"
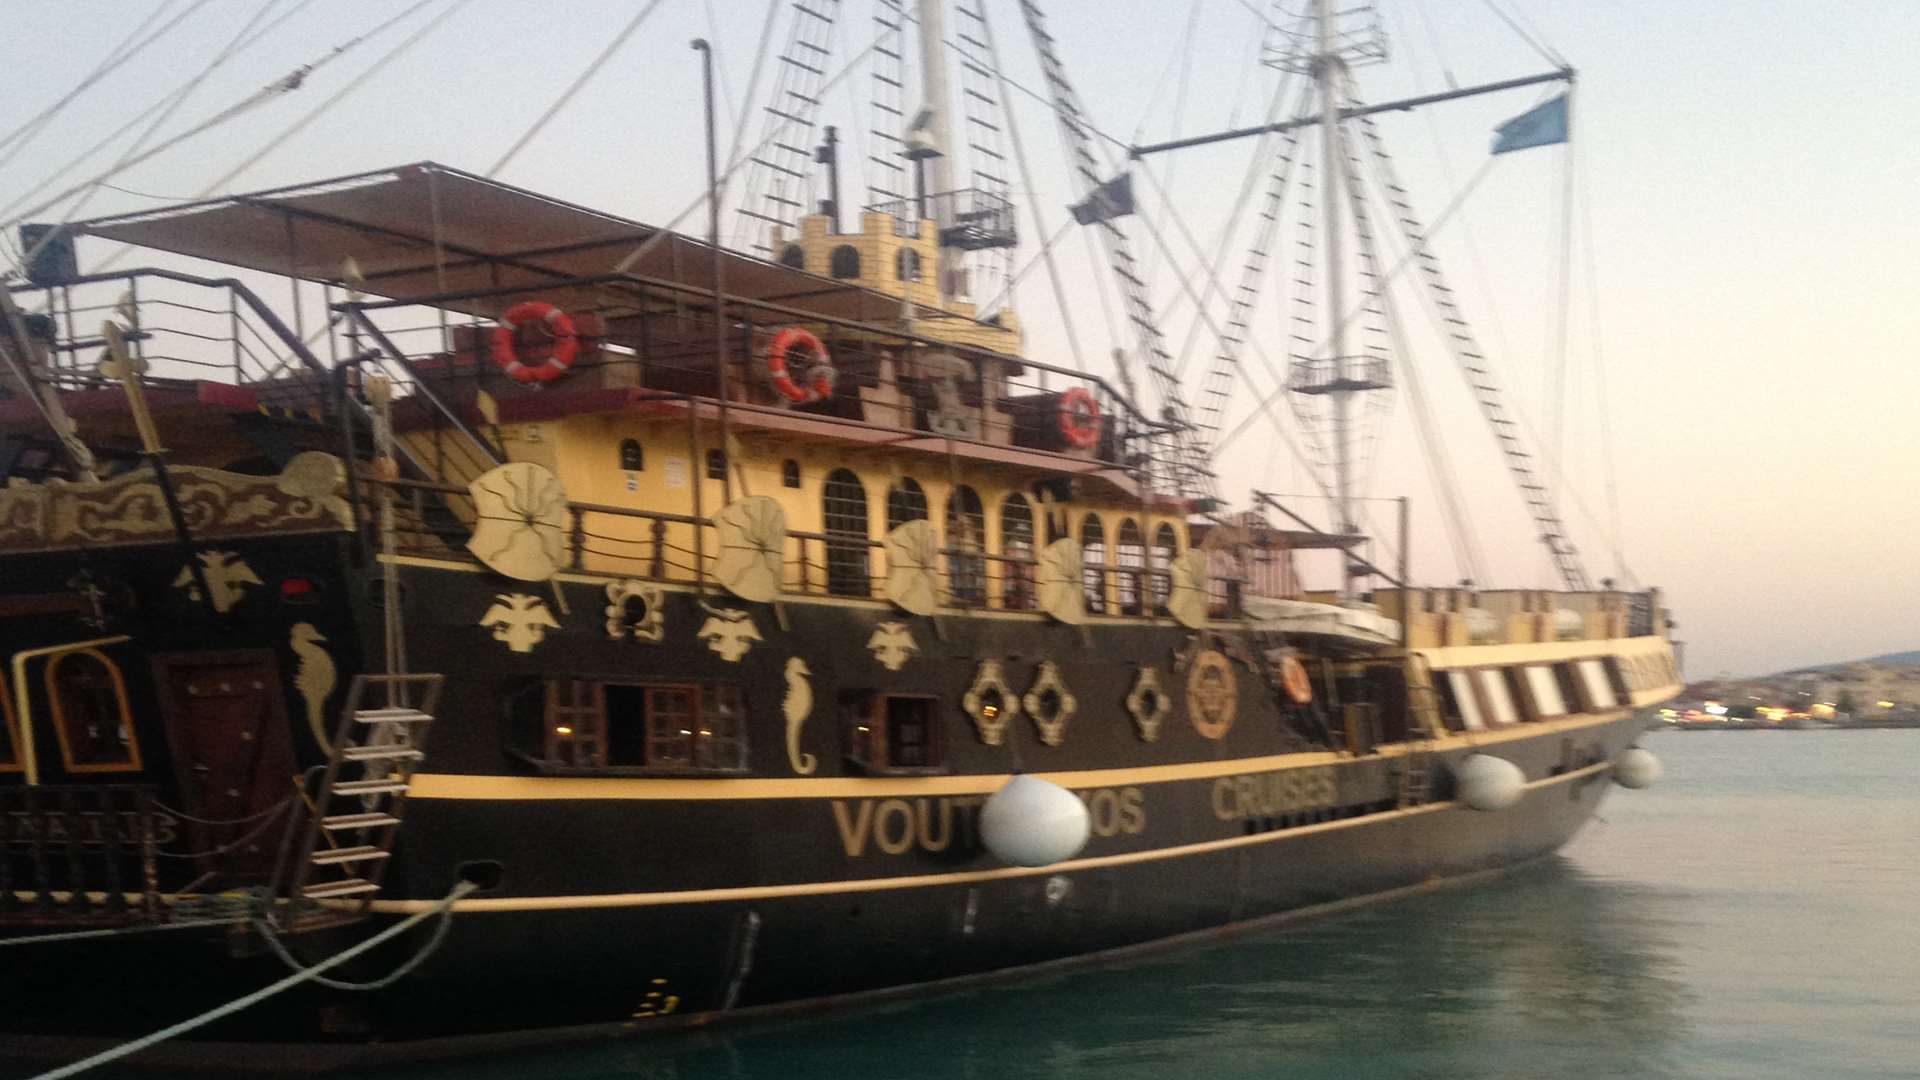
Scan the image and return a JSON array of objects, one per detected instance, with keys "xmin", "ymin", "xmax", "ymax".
[{"xmin": 151, "ymin": 650, "xmax": 297, "ymax": 879}]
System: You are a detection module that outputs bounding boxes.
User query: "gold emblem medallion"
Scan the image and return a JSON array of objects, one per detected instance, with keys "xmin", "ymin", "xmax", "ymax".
[{"xmin": 1186, "ymin": 649, "xmax": 1237, "ymax": 740}]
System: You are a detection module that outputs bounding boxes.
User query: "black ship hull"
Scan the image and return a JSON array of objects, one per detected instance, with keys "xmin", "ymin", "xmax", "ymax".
[{"xmin": 3, "ymin": 712, "xmax": 1637, "ymax": 1074}]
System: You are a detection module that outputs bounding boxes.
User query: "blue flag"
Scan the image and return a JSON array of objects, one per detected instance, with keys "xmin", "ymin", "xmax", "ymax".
[{"xmin": 1491, "ymin": 94, "xmax": 1569, "ymax": 155}]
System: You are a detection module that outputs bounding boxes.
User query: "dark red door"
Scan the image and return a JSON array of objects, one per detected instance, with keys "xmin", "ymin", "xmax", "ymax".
[{"xmin": 152, "ymin": 651, "xmax": 298, "ymax": 880}]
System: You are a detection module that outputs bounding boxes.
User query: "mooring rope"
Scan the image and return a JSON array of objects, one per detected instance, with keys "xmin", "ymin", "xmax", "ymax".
[
  {"xmin": 25, "ymin": 880, "xmax": 478, "ymax": 1080},
  {"xmin": 0, "ymin": 915, "xmax": 245, "ymax": 949}
]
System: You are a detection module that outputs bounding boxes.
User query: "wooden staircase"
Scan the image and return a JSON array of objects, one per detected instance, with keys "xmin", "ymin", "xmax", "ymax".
[{"xmin": 270, "ymin": 673, "xmax": 443, "ymax": 930}]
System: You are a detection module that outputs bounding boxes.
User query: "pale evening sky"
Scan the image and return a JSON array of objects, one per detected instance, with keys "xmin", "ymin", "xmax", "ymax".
[{"xmin": 2, "ymin": 0, "xmax": 1915, "ymax": 677}]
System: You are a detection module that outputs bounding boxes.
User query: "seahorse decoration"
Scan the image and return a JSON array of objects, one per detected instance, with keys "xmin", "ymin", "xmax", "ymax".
[
  {"xmin": 781, "ymin": 657, "xmax": 818, "ymax": 775},
  {"xmin": 289, "ymin": 622, "xmax": 337, "ymax": 753}
]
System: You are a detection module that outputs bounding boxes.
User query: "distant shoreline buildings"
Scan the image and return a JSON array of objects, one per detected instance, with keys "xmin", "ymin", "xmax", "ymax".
[{"xmin": 1660, "ymin": 655, "xmax": 1920, "ymax": 730}]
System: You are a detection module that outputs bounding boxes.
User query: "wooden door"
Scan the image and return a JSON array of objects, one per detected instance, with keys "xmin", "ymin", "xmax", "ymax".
[{"xmin": 152, "ymin": 650, "xmax": 298, "ymax": 879}]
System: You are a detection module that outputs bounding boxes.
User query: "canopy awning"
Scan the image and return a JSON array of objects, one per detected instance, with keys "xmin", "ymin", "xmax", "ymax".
[{"xmin": 72, "ymin": 162, "xmax": 988, "ymax": 340}]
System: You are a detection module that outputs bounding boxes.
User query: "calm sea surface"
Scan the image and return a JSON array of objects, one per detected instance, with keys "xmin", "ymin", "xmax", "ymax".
[{"xmin": 359, "ymin": 731, "xmax": 1920, "ymax": 1080}]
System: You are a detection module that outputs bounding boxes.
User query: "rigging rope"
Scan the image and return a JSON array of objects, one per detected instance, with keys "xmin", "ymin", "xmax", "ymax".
[
  {"xmin": 41, "ymin": 0, "xmax": 293, "ymax": 243},
  {"xmin": 1480, "ymin": 0, "xmax": 1567, "ymax": 68},
  {"xmin": 1164, "ymin": 48, "xmax": 1313, "ymax": 383},
  {"xmin": 1546, "ymin": 93, "xmax": 1576, "ymax": 504},
  {"xmin": 1578, "ymin": 157, "xmax": 1634, "ymax": 587},
  {"xmin": 0, "ymin": 0, "xmax": 209, "ymax": 174},
  {"xmin": 1137, "ymin": 0, "xmax": 1205, "ymax": 296},
  {"xmin": 977, "ymin": 1, "xmax": 1089, "ymax": 376},
  {"xmin": 487, "ymin": 0, "xmax": 670, "ymax": 178},
  {"xmin": 0, "ymin": 915, "xmax": 247, "ymax": 950},
  {"xmin": 24, "ymin": 881, "xmax": 479, "ymax": 1080},
  {"xmin": 3, "ymin": 0, "xmax": 446, "ymax": 261},
  {"xmin": 84, "ymin": 0, "xmax": 471, "ymax": 277},
  {"xmin": 0, "ymin": 0, "xmax": 318, "ymax": 227},
  {"xmin": 1129, "ymin": 157, "xmax": 1327, "ymax": 497},
  {"xmin": 610, "ymin": 28, "xmax": 889, "ymax": 276},
  {"xmin": 1211, "ymin": 152, "xmax": 1500, "ymax": 457}
]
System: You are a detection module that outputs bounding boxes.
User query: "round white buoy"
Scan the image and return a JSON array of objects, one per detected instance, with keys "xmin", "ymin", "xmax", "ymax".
[
  {"xmin": 1454, "ymin": 753, "xmax": 1525, "ymax": 811},
  {"xmin": 978, "ymin": 775, "xmax": 1091, "ymax": 867},
  {"xmin": 1613, "ymin": 746, "xmax": 1662, "ymax": 790}
]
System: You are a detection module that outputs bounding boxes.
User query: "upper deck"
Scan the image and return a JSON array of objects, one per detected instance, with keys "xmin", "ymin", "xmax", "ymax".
[{"xmin": 0, "ymin": 163, "xmax": 1670, "ymax": 650}]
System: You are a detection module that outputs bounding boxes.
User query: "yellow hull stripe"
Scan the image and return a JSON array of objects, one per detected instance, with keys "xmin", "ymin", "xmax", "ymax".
[
  {"xmin": 358, "ymin": 759, "xmax": 1615, "ymax": 914},
  {"xmin": 405, "ymin": 709, "xmax": 1635, "ymax": 802}
]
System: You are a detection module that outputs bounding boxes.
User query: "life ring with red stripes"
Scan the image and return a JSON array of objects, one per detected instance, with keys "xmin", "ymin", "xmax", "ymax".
[
  {"xmin": 1279, "ymin": 654, "xmax": 1313, "ymax": 706},
  {"xmin": 1057, "ymin": 386, "xmax": 1101, "ymax": 449},
  {"xmin": 490, "ymin": 302, "xmax": 579, "ymax": 384},
  {"xmin": 767, "ymin": 327, "xmax": 836, "ymax": 404}
]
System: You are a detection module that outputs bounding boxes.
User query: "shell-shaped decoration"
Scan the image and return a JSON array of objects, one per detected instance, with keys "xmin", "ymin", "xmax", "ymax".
[
  {"xmin": 962, "ymin": 659, "xmax": 1020, "ymax": 746},
  {"xmin": 883, "ymin": 518, "xmax": 941, "ymax": 616},
  {"xmin": 604, "ymin": 579, "xmax": 664, "ymax": 641},
  {"xmin": 466, "ymin": 462, "xmax": 570, "ymax": 582},
  {"xmin": 1166, "ymin": 550, "xmax": 1211, "ymax": 629},
  {"xmin": 1125, "ymin": 665, "xmax": 1172, "ymax": 743},
  {"xmin": 711, "ymin": 495, "xmax": 786, "ymax": 604},
  {"xmin": 1035, "ymin": 537, "xmax": 1086, "ymax": 626},
  {"xmin": 1022, "ymin": 660, "xmax": 1077, "ymax": 747}
]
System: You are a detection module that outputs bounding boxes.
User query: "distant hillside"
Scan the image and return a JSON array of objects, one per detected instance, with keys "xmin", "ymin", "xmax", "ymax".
[{"xmin": 1776, "ymin": 649, "xmax": 1920, "ymax": 675}]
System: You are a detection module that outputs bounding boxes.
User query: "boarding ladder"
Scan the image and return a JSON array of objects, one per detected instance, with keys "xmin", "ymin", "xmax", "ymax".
[
  {"xmin": 271, "ymin": 672, "xmax": 443, "ymax": 931},
  {"xmin": 1397, "ymin": 654, "xmax": 1444, "ymax": 808}
]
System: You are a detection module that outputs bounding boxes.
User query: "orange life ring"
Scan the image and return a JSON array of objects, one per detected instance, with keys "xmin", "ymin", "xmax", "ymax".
[
  {"xmin": 766, "ymin": 327, "xmax": 836, "ymax": 403},
  {"xmin": 1280, "ymin": 655, "xmax": 1313, "ymax": 706},
  {"xmin": 1057, "ymin": 386, "xmax": 1100, "ymax": 448},
  {"xmin": 490, "ymin": 302, "xmax": 579, "ymax": 384}
]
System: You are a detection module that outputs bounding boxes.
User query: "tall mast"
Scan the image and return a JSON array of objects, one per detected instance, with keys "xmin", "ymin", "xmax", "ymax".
[
  {"xmin": 916, "ymin": 0, "xmax": 955, "ymax": 229},
  {"xmin": 1317, "ymin": 0, "xmax": 1354, "ymax": 554}
]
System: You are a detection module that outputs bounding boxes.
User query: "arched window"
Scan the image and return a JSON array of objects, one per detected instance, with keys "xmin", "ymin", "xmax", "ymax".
[
  {"xmin": 705, "ymin": 448, "xmax": 726, "ymax": 480},
  {"xmin": 885, "ymin": 476, "xmax": 928, "ymax": 530},
  {"xmin": 1000, "ymin": 493, "xmax": 1035, "ymax": 610},
  {"xmin": 778, "ymin": 244, "xmax": 806, "ymax": 270},
  {"xmin": 946, "ymin": 485, "xmax": 986, "ymax": 606},
  {"xmin": 1114, "ymin": 518, "xmax": 1146, "ymax": 615},
  {"xmin": 829, "ymin": 245, "xmax": 861, "ymax": 280},
  {"xmin": 781, "ymin": 459, "xmax": 801, "ymax": 489},
  {"xmin": 1151, "ymin": 522, "xmax": 1178, "ymax": 612},
  {"xmin": 822, "ymin": 468, "xmax": 870, "ymax": 597},
  {"xmin": 46, "ymin": 649, "xmax": 139, "ymax": 772},
  {"xmin": 895, "ymin": 247, "xmax": 922, "ymax": 282},
  {"xmin": 619, "ymin": 438, "xmax": 643, "ymax": 471},
  {"xmin": 1080, "ymin": 514, "xmax": 1107, "ymax": 614}
]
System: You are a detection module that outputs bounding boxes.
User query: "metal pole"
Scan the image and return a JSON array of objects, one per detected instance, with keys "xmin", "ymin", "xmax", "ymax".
[
  {"xmin": 1316, "ymin": 0, "xmax": 1355, "ymax": 585},
  {"xmin": 694, "ymin": 38, "xmax": 732, "ymax": 504},
  {"xmin": 1130, "ymin": 68, "xmax": 1575, "ymax": 157},
  {"xmin": 816, "ymin": 125, "xmax": 841, "ymax": 232},
  {"xmin": 915, "ymin": 0, "xmax": 955, "ymax": 221},
  {"xmin": 1398, "ymin": 496, "xmax": 1410, "ymax": 646}
]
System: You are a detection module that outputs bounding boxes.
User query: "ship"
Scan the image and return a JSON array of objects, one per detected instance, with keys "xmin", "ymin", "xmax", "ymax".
[{"xmin": 0, "ymin": 0, "xmax": 1682, "ymax": 1072}]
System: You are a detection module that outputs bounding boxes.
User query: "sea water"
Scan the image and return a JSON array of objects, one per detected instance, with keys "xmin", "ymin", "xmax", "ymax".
[{"xmin": 368, "ymin": 730, "xmax": 1920, "ymax": 1080}]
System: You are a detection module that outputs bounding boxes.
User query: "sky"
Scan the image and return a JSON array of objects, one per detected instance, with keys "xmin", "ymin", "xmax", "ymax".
[{"xmin": 2, "ymin": 0, "xmax": 1916, "ymax": 677}]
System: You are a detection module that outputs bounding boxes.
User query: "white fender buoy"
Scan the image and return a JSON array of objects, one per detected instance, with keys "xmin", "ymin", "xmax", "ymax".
[
  {"xmin": 1454, "ymin": 753, "xmax": 1525, "ymax": 812},
  {"xmin": 1613, "ymin": 746, "xmax": 1662, "ymax": 790},
  {"xmin": 979, "ymin": 775, "xmax": 1090, "ymax": 867}
]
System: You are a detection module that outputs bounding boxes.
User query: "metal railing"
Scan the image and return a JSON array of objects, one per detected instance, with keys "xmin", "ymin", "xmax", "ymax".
[{"xmin": 0, "ymin": 784, "xmax": 163, "ymax": 925}]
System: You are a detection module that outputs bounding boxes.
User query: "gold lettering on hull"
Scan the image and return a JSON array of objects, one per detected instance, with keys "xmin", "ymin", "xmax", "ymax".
[
  {"xmin": 831, "ymin": 788, "xmax": 1146, "ymax": 858},
  {"xmin": 1209, "ymin": 766, "xmax": 1338, "ymax": 821}
]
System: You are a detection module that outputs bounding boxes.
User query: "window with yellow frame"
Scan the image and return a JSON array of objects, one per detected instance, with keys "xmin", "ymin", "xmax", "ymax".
[{"xmin": 45, "ymin": 648, "xmax": 141, "ymax": 773}]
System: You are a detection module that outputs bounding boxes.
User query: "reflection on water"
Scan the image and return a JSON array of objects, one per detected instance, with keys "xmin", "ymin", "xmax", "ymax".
[
  {"xmin": 383, "ymin": 851, "xmax": 1702, "ymax": 1080},
  {"xmin": 364, "ymin": 731, "xmax": 1919, "ymax": 1080}
]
